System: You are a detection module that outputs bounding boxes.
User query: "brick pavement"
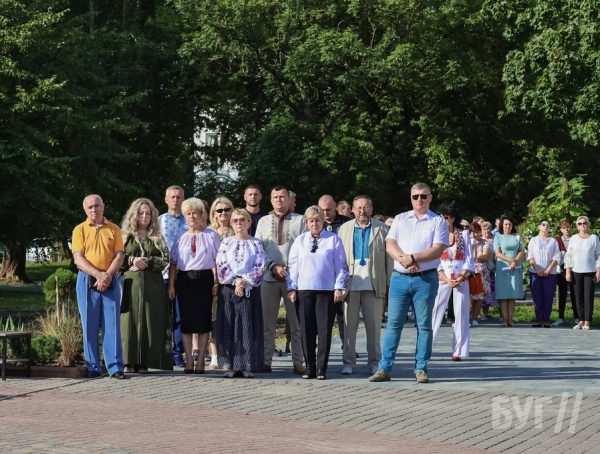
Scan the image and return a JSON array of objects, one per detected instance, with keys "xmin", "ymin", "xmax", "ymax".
[{"xmin": 0, "ymin": 319, "xmax": 599, "ymax": 453}]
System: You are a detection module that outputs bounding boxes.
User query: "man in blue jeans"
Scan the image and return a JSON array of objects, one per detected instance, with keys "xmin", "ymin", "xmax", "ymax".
[{"xmin": 369, "ymin": 183, "xmax": 448, "ymax": 384}]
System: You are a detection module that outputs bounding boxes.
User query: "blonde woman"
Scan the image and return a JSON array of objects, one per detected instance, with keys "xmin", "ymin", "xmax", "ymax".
[
  {"xmin": 120, "ymin": 198, "xmax": 172, "ymax": 373},
  {"xmin": 565, "ymin": 216, "xmax": 600, "ymax": 330}
]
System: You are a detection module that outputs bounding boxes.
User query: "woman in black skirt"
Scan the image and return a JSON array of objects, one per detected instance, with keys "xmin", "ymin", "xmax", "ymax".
[
  {"xmin": 168, "ymin": 197, "xmax": 220, "ymax": 373},
  {"xmin": 216, "ymin": 208, "xmax": 266, "ymax": 378}
]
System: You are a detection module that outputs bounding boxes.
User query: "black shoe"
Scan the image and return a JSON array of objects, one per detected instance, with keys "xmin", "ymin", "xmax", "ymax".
[
  {"xmin": 111, "ymin": 371, "xmax": 127, "ymax": 379},
  {"xmin": 86, "ymin": 371, "xmax": 101, "ymax": 379}
]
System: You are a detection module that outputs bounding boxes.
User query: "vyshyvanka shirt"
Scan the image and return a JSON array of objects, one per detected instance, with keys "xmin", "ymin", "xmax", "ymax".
[
  {"xmin": 217, "ymin": 237, "xmax": 266, "ymax": 296},
  {"xmin": 526, "ymin": 236, "xmax": 560, "ymax": 274},
  {"xmin": 386, "ymin": 210, "xmax": 449, "ymax": 273},
  {"xmin": 286, "ymin": 230, "xmax": 349, "ymax": 291},
  {"xmin": 170, "ymin": 229, "xmax": 220, "ymax": 271}
]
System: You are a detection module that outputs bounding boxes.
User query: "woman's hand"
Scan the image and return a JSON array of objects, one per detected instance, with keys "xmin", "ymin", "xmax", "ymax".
[
  {"xmin": 595, "ymin": 270, "xmax": 600, "ymax": 283},
  {"xmin": 133, "ymin": 257, "xmax": 148, "ymax": 270},
  {"xmin": 509, "ymin": 259, "xmax": 518, "ymax": 271},
  {"xmin": 234, "ymin": 286, "xmax": 244, "ymax": 298},
  {"xmin": 168, "ymin": 286, "xmax": 176, "ymax": 300},
  {"xmin": 288, "ymin": 290, "xmax": 297, "ymax": 303},
  {"xmin": 334, "ymin": 289, "xmax": 344, "ymax": 303},
  {"xmin": 212, "ymin": 282, "xmax": 219, "ymax": 296},
  {"xmin": 565, "ymin": 270, "xmax": 572, "ymax": 282}
]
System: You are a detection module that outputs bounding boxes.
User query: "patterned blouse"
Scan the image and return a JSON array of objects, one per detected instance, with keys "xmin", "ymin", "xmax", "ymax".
[{"xmin": 216, "ymin": 237, "xmax": 266, "ymax": 295}]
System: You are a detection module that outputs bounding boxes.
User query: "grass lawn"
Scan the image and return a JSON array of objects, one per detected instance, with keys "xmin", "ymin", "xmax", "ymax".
[{"xmin": 22, "ymin": 260, "xmax": 72, "ymax": 284}]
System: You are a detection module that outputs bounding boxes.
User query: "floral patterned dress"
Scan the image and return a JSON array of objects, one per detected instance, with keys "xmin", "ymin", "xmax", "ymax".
[
  {"xmin": 473, "ymin": 239, "xmax": 490, "ymax": 301},
  {"xmin": 216, "ymin": 236, "xmax": 266, "ymax": 372},
  {"xmin": 483, "ymin": 237, "xmax": 498, "ymax": 308}
]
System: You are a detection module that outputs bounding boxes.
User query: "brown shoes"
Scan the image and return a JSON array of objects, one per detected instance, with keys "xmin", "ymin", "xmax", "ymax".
[{"xmin": 293, "ymin": 364, "xmax": 306, "ymax": 375}]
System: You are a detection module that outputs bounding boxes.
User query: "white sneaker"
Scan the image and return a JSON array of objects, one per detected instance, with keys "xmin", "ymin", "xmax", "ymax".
[
  {"xmin": 472, "ymin": 320, "xmax": 479, "ymax": 327},
  {"xmin": 341, "ymin": 366, "xmax": 353, "ymax": 375},
  {"xmin": 573, "ymin": 324, "xmax": 582, "ymax": 330},
  {"xmin": 582, "ymin": 325, "xmax": 591, "ymax": 331},
  {"xmin": 552, "ymin": 319, "xmax": 564, "ymax": 326},
  {"xmin": 574, "ymin": 318, "xmax": 580, "ymax": 325}
]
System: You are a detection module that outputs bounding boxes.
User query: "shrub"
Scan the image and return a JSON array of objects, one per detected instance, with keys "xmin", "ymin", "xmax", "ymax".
[
  {"xmin": 32, "ymin": 335, "xmax": 62, "ymax": 365},
  {"xmin": 37, "ymin": 312, "xmax": 83, "ymax": 366},
  {"xmin": 43, "ymin": 268, "xmax": 77, "ymax": 305}
]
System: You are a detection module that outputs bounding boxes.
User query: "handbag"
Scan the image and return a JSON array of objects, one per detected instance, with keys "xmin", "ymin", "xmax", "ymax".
[{"xmin": 468, "ymin": 273, "xmax": 484, "ymax": 296}]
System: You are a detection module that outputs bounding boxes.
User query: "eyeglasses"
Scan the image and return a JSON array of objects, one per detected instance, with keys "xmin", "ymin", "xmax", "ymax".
[
  {"xmin": 231, "ymin": 218, "xmax": 246, "ymax": 224},
  {"xmin": 577, "ymin": 222, "xmax": 588, "ymax": 226},
  {"xmin": 411, "ymin": 194, "xmax": 429, "ymax": 200},
  {"xmin": 311, "ymin": 236, "xmax": 319, "ymax": 253},
  {"xmin": 353, "ymin": 206, "xmax": 369, "ymax": 212},
  {"xmin": 215, "ymin": 208, "xmax": 231, "ymax": 214}
]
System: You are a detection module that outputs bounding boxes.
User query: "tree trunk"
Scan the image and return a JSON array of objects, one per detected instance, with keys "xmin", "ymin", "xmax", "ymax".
[
  {"xmin": 0, "ymin": 244, "xmax": 29, "ymax": 282},
  {"xmin": 51, "ymin": 239, "xmax": 72, "ymax": 262}
]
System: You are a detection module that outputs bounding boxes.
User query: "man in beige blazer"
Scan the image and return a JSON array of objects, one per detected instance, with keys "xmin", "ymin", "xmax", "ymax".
[{"xmin": 337, "ymin": 196, "xmax": 392, "ymax": 375}]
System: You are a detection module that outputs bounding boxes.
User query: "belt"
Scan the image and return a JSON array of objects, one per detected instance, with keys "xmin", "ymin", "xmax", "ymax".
[{"xmin": 394, "ymin": 268, "xmax": 437, "ymax": 277}]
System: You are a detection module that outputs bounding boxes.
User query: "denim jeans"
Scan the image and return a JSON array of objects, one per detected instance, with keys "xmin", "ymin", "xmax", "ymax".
[{"xmin": 378, "ymin": 270, "xmax": 439, "ymax": 374}]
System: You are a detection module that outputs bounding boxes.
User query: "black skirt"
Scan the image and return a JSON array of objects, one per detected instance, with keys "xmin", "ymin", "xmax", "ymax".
[{"xmin": 175, "ymin": 269, "xmax": 214, "ymax": 334}]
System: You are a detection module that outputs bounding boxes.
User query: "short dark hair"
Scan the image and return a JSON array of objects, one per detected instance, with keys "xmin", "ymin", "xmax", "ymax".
[
  {"xmin": 499, "ymin": 214, "xmax": 517, "ymax": 234},
  {"xmin": 437, "ymin": 203, "xmax": 462, "ymax": 230},
  {"xmin": 271, "ymin": 184, "xmax": 288, "ymax": 194},
  {"xmin": 244, "ymin": 184, "xmax": 261, "ymax": 193},
  {"xmin": 559, "ymin": 220, "xmax": 571, "ymax": 229},
  {"xmin": 470, "ymin": 222, "xmax": 482, "ymax": 233}
]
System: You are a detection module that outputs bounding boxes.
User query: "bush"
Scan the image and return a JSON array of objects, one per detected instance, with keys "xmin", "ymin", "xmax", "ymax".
[
  {"xmin": 37, "ymin": 312, "xmax": 83, "ymax": 366},
  {"xmin": 32, "ymin": 335, "xmax": 62, "ymax": 365},
  {"xmin": 43, "ymin": 268, "xmax": 77, "ymax": 305}
]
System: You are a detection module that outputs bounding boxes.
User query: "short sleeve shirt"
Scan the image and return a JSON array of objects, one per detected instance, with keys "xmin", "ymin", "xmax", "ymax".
[
  {"xmin": 386, "ymin": 210, "xmax": 449, "ymax": 272},
  {"xmin": 72, "ymin": 218, "xmax": 124, "ymax": 271}
]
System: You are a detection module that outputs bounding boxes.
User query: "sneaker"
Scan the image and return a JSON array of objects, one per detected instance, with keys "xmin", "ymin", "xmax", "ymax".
[
  {"xmin": 573, "ymin": 324, "xmax": 582, "ymax": 330},
  {"xmin": 472, "ymin": 320, "xmax": 479, "ymax": 327},
  {"xmin": 582, "ymin": 325, "xmax": 590, "ymax": 330},
  {"xmin": 341, "ymin": 366, "xmax": 353, "ymax": 375},
  {"xmin": 368, "ymin": 369, "xmax": 391, "ymax": 382},
  {"xmin": 415, "ymin": 370, "xmax": 429, "ymax": 383},
  {"xmin": 552, "ymin": 319, "xmax": 564, "ymax": 327}
]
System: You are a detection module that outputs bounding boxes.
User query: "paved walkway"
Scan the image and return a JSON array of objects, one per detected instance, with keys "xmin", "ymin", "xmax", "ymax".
[{"xmin": 1, "ymin": 318, "xmax": 599, "ymax": 453}]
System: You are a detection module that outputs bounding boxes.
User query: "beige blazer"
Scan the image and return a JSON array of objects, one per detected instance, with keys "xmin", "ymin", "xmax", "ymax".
[{"xmin": 337, "ymin": 218, "xmax": 393, "ymax": 298}]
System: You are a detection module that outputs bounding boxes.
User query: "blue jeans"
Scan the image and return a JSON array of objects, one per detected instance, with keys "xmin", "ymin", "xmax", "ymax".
[
  {"xmin": 379, "ymin": 271, "xmax": 439, "ymax": 374},
  {"xmin": 76, "ymin": 272, "xmax": 124, "ymax": 375}
]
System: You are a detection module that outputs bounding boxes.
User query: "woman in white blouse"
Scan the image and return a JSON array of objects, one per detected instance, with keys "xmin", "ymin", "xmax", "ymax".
[
  {"xmin": 526, "ymin": 219, "xmax": 560, "ymax": 328},
  {"xmin": 216, "ymin": 209, "xmax": 266, "ymax": 378},
  {"xmin": 287, "ymin": 206, "xmax": 349, "ymax": 380},
  {"xmin": 565, "ymin": 216, "xmax": 600, "ymax": 330},
  {"xmin": 432, "ymin": 204, "xmax": 474, "ymax": 361},
  {"xmin": 168, "ymin": 198, "xmax": 221, "ymax": 373}
]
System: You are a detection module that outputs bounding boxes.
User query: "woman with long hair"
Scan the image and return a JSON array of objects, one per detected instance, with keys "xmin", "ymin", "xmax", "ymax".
[
  {"xmin": 565, "ymin": 216, "xmax": 600, "ymax": 330},
  {"xmin": 431, "ymin": 204, "xmax": 474, "ymax": 361},
  {"xmin": 494, "ymin": 215, "xmax": 525, "ymax": 326},
  {"xmin": 481, "ymin": 221, "xmax": 498, "ymax": 317},
  {"xmin": 120, "ymin": 198, "xmax": 172, "ymax": 373}
]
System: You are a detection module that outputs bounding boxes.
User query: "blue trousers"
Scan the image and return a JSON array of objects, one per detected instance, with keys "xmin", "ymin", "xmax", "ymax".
[
  {"xmin": 530, "ymin": 273, "xmax": 557, "ymax": 322},
  {"xmin": 165, "ymin": 280, "xmax": 184, "ymax": 358},
  {"xmin": 379, "ymin": 271, "xmax": 439, "ymax": 374},
  {"xmin": 76, "ymin": 272, "xmax": 124, "ymax": 375}
]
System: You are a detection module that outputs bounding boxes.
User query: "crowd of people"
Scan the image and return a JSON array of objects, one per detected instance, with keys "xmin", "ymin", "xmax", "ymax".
[{"xmin": 71, "ymin": 183, "xmax": 600, "ymax": 382}]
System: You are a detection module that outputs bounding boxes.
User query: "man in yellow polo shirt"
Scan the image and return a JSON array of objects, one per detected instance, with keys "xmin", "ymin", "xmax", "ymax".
[{"xmin": 72, "ymin": 194, "xmax": 126, "ymax": 379}]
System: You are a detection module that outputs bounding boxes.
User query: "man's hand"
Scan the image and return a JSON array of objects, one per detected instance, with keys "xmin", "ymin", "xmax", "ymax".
[
  {"xmin": 272, "ymin": 264, "xmax": 287, "ymax": 281},
  {"xmin": 398, "ymin": 254, "xmax": 414, "ymax": 269},
  {"xmin": 95, "ymin": 271, "xmax": 113, "ymax": 291}
]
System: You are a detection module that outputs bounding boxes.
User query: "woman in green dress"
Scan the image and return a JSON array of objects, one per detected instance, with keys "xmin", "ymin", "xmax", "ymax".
[
  {"xmin": 493, "ymin": 215, "xmax": 525, "ymax": 327},
  {"xmin": 120, "ymin": 198, "xmax": 172, "ymax": 372}
]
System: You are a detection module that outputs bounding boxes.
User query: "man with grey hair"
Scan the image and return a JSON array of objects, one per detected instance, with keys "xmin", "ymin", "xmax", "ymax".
[
  {"xmin": 72, "ymin": 194, "xmax": 126, "ymax": 379},
  {"xmin": 255, "ymin": 185, "xmax": 306, "ymax": 374},
  {"xmin": 159, "ymin": 185, "xmax": 188, "ymax": 367},
  {"xmin": 369, "ymin": 183, "xmax": 448, "ymax": 384},
  {"xmin": 338, "ymin": 195, "xmax": 392, "ymax": 375}
]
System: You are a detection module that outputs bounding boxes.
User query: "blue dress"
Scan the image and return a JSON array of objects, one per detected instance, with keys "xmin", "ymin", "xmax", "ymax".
[{"xmin": 493, "ymin": 234, "xmax": 525, "ymax": 299}]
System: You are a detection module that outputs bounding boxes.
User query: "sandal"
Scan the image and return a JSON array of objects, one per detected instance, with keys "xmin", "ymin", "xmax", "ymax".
[
  {"xmin": 316, "ymin": 369, "xmax": 326, "ymax": 380},
  {"xmin": 192, "ymin": 349, "xmax": 199, "ymax": 362},
  {"xmin": 242, "ymin": 371, "xmax": 254, "ymax": 378},
  {"xmin": 209, "ymin": 357, "xmax": 219, "ymax": 369}
]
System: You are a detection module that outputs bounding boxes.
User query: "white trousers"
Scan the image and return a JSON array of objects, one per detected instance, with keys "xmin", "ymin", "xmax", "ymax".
[
  {"xmin": 342, "ymin": 290, "xmax": 382, "ymax": 369},
  {"xmin": 261, "ymin": 280, "xmax": 303, "ymax": 366},
  {"xmin": 432, "ymin": 280, "xmax": 470, "ymax": 358}
]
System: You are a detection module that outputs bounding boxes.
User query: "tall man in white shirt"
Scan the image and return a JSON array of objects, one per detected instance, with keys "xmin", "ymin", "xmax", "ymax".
[
  {"xmin": 255, "ymin": 185, "xmax": 306, "ymax": 374},
  {"xmin": 369, "ymin": 183, "xmax": 448, "ymax": 384},
  {"xmin": 338, "ymin": 196, "xmax": 392, "ymax": 375}
]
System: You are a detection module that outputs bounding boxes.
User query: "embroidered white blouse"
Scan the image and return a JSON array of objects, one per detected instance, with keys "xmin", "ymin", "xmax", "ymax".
[
  {"xmin": 437, "ymin": 228, "xmax": 475, "ymax": 279},
  {"xmin": 216, "ymin": 237, "xmax": 266, "ymax": 293},
  {"xmin": 564, "ymin": 234, "xmax": 600, "ymax": 273},
  {"xmin": 286, "ymin": 230, "xmax": 350, "ymax": 291},
  {"xmin": 526, "ymin": 236, "xmax": 560, "ymax": 274},
  {"xmin": 170, "ymin": 229, "xmax": 220, "ymax": 271}
]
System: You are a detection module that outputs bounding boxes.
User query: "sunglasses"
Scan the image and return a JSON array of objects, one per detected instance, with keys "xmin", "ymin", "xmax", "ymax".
[
  {"xmin": 411, "ymin": 194, "xmax": 429, "ymax": 200},
  {"xmin": 577, "ymin": 222, "xmax": 588, "ymax": 226},
  {"xmin": 231, "ymin": 218, "xmax": 246, "ymax": 224},
  {"xmin": 215, "ymin": 208, "xmax": 231, "ymax": 214}
]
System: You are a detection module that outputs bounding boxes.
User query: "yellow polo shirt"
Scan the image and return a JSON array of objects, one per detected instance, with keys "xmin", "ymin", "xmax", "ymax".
[{"xmin": 71, "ymin": 217, "xmax": 124, "ymax": 271}]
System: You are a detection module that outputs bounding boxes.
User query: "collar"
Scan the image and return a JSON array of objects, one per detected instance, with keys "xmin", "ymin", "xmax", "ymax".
[
  {"xmin": 87, "ymin": 216, "xmax": 106, "ymax": 227},
  {"xmin": 354, "ymin": 219, "xmax": 371, "ymax": 229},
  {"xmin": 166, "ymin": 211, "xmax": 185, "ymax": 220},
  {"xmin": 407, "ymin": 209, "xmax": 433, "ymax": 220},
  {"xmin": 270, "ymin": 210, "xmax": 290, "ymax": 219}
]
